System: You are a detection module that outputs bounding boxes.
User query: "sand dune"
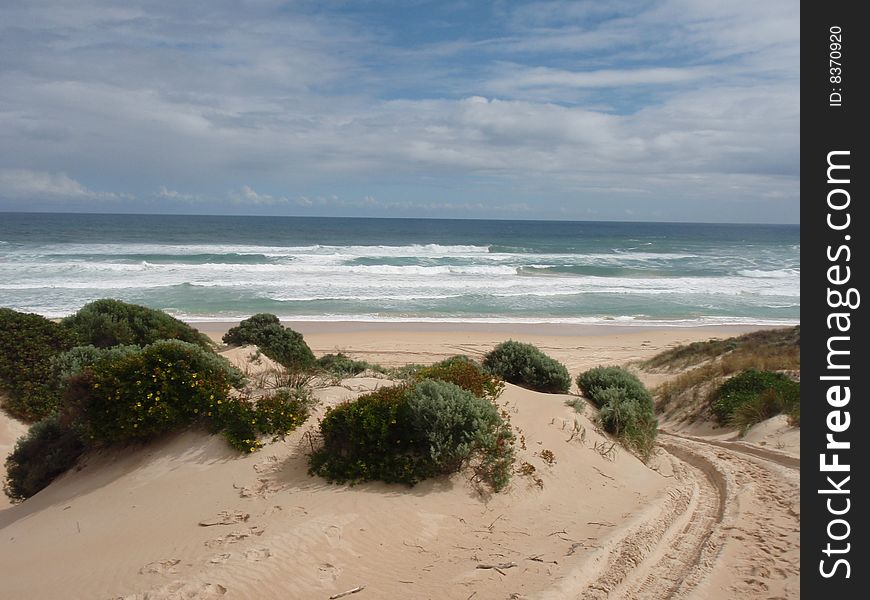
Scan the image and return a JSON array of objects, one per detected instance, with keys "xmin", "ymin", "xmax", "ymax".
[{"xmin": 0, "ymin": 326, "xmax": 799, "ymax": 599}]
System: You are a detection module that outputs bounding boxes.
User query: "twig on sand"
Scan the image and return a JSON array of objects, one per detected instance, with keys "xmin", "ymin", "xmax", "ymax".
[
  {"xmin": 566, "ymin": 542, "xmax": 584, "ymax": 556},
  {"xmin": 329, "ymin": 585, "xmax": 365, "ymax": 599},
  {"xmin": 403, "ymin": 540, "xmax": 427, "ymax": 551},
  {"xmin": 476, "ymin": 562, "xmax": 517, "ymax": 576},
  {"xmin": 592, "ymin": 466, "xmax": 616, "ymax": 481},
  {"xmin": 487, "ymin": 514, "xmax": 504, "ymax": 531},
  {"xmin": 528, "ymin": 555, "xmax": 558, "ymax": 564},
  {"xmin": 547, "ymin": 529, "xmax": 568, "ymax": 537}
]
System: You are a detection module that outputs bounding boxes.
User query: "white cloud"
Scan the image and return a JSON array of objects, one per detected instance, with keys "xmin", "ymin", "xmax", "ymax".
[
  {"xmin": 0, "ymin": 0, "xmax": 799, "ymax": 222},
  {"xmin": 0, "ymin": 168, "xmax": 126, "ymax": 201},
  {"xmin": 488, "ymin": 65, "xmax": 715, "ymax": 94},
  {"xmin": 228, "ymin": 185, "xmax": 288, "ymax": 206},
  {"xmin": 154, "ymin": 186, "xmax": 203, "ymax": 202}
]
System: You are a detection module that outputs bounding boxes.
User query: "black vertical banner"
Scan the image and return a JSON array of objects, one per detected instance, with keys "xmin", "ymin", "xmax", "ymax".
[{"xmin": 803, "ymin": 2, "xmax": 868, "ymax": 596}]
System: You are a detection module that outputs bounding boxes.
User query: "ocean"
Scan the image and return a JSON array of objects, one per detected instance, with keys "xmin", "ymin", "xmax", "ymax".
[{"xmin": 0, "ymin": 213, "xmax": 799, "ymax": 327}]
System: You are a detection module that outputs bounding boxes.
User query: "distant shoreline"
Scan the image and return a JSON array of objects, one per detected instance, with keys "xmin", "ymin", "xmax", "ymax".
[
  {"xmin": 192, "ymin": 319, "xmax": 792, "ymax": 370},
  {"xmin": 191, "ymin": 318, "xmax": 784, "ymax": 338}
]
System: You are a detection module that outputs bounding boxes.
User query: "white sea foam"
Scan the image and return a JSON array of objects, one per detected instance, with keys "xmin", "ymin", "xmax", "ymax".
[{"xmin": 0, "ymin": 233, "xmax": 800, "ymax": 322}]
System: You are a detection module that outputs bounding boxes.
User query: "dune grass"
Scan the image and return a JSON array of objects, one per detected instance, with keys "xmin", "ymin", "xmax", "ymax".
[{"xmin": 650, "ymin": 326, "xmax": 800, "ymax": 413}]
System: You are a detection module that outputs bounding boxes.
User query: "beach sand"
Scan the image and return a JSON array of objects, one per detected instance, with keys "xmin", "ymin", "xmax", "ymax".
[{"xmin": 0, "ymin": 323, "xmax": 799, "ymax": 599}]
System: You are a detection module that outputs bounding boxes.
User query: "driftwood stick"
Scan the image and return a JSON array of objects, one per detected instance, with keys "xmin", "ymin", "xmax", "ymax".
[
  {"xmin": 476, "ymin": 562, "xmax": 517, "ymax": 570},
  {"xmin": 329, "ymin": 585, "xmax": 365, "ymax": 599},
  {"xmin": 593, "ymin": 466, "xmax": 616, "ymax": 481}
]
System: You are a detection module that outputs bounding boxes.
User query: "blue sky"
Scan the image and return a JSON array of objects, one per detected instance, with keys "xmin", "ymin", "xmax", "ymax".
[{"xmin": 0, "ymin": 1, "xmax": 799, "ymax": 223}]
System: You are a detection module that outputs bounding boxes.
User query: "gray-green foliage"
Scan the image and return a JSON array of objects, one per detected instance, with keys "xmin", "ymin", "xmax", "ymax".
[
  {"xmin": 483, "ymin": 340, "xmax": 571, "ymax": 393},
  {"xmin": 63, "ymin": 299, "xmax": 212, "ymax": 350},
  {"xmin": 3, "ymin": 414, "xmax": 85, "ymax": 502},
  {"xmin": 576, "ymin": 366, "xmax": 652, "ymax": 407},
  {"xmin": 51, "ymin": 345, "xmax": 140, "ymax": 383},
  {"xmin": 577, "ymin": 366, "xmax": 657, "ymax": 459},
  {"xmin": 222, "ymin": 314, "xmax": 315, "ymax": 370},
  {"xmin": 310, "ymin": 379, "xmax": 514, "ymax": 491},
  {"xmin": 408, "ymin": 379, "xmax": 503, "ymax": 469}
]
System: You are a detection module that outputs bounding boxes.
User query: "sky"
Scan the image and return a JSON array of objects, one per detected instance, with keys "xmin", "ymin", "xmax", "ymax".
[{"xmin": 0, "ymin": 0, "xmax": 800, "ymax": 223}]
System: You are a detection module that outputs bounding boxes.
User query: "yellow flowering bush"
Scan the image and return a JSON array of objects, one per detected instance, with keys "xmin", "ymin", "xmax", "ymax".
[{"xmin": 70, "ymin": 340, "xmax": 242, "ymax": 443}]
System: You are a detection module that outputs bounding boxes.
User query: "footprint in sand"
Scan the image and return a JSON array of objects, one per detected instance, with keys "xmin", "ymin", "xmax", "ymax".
[
  {"xmin": 323, "ymin": 525, "xmax": 342, "ymax": 543},
  {"xmin": 253, "ymin": 456, "xmax": 280, "ymax": 474},
  {"xmin": 204, "ymin": 526, "xmax": 265, "ymax": 548},
  {"xmin": 318, "ymin": 563, "xmax": 341, "ymax": 582},
  {"xmin": 198, "ymin": 510, "xmax": 250, "ymax": 527},
  {"xmin": 138, "ymin": 559, "xmax": 181, "ymax": 575},
  {"xmin": 209, "ymin": 553, "xmax": 232, "ymax": 564},
  {"xmin": 244, "ymin": 547, "xmax": 272, "ymax": 562},
  {"xmin": 117, "ymin": 581, "xmax": 227, "ymax": 599}
]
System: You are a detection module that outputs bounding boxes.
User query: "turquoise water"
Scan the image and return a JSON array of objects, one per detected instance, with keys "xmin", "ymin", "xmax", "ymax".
[{"xmin": 0, "ymin": 213, "xmax": 799, "ymax": 326}]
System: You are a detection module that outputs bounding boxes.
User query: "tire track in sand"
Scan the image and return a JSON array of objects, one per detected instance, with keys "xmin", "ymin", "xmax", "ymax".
[{"xmin": 576, "ymin": 436, "xmax": 729, "ymax": 600}]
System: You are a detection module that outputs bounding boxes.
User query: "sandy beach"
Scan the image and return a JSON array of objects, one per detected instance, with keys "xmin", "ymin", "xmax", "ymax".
[
  {"xmin": 0, "ymin": 322, "xmax": 799, "ymax": 599},
  {"xmin": 196, "ymin": 321, "xmax": 773, "ymax": 373}
]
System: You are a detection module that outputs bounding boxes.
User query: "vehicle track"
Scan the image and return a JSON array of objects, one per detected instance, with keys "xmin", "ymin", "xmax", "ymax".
[
  {"xmin": 575, "ymin": 432, "xmax": 799, "ymax": 599},
  {"xmin": 661, "ymin": 430, "xmax": 800, "ymax": 471}
]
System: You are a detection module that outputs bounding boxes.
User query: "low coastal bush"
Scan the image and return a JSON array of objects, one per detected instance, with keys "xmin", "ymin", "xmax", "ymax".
[
  {"xmin": 711, "ymin": 369, "xmax": 800, "ymax": 430},
  {"xmin": 222, "ymin": 314, "xmax": 315, "ymax": 370},
  {"xmin": 68, "ymin": 339, "xmax": 244, "ymax": 444},
  {"xmin": 577, "ymin": 366, "xmax": 657, "ymax": 459},
  {"xmin": 595, "ymin": 387, "xmax": 657, "ymax": 458},
  {"xmin": 213, "ymin": 387, "xmax": 314, "ymax": 453},
  {"xmin": 315, "ymin": 353, "xmax": 382, "ymax": 378},
  {"xmin": 5, "ymin": 340, "xmax": 316, "ymax": 501},
  {"xmin": 3, "ymin": 415, "xmax": 85, "ymax": 501},
  {"xmin": 483, "ymin": 341, "xmax": 571, "ymax": 393},
  {"xmin": 63, "ymin": 299, "xmax": 211, "ymax": 350},
  {"xmin": 415, "ymin": 355, "xmax": 504, "ymax": 401},
  {"xmin": 309, "ymin": 379, "xmax": 514, "ymax": 490},
  {"xmin": 577, "ymin": 366, "xmax": 652, "ymax": 408},
  {"xmin": 309, "ymin": 385, "xmax": 421, "ymax": 484},
  {"xmin": 0, "ymin": 308, "xmax": 76, "ymax": 421},
  {"xmin": 407, "ymin": 379, "xmax": 512, "ymax": 482},
  {"xmin": 51, "ymin": 344, "xmax": 140, "ymax": 384}
]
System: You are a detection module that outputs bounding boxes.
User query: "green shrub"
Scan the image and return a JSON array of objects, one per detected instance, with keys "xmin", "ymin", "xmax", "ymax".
[
  {"xmin": 309, "ymin": 385, "xmax": 424, "ymax": 484},
  {"xmin": 212, "ymin": 388, "xmax": 312, "ymax": 453},
  {"xmin": 69, "ymin": 339, "xmax": 244, "ymax": 444},
  {"xmin": 0, "ymin": 308, "xmax": 76, "ymax": 421},
  {"xmin": 222, "ymin": 313, "xmax": 280, "ymax": 345},
  {"xmin": 3, "ymin": 340, "xmax": 317, "ymax": 501},
  {"xmin": 711, "ymin": 370, "xmax": 800, "ymax": 425},
  {"xmin": 253, "ymin": 387, "xmax": 314, "ymax": 440},
  {"xmin": 63, "ymin": 299, "xmax": 211, "ymax": 350},
  {"xmin": 483, "ymin": 341, "xmax": 571, "ymax": 393},
  {"xmin": 309, "ymin": 380, "xmax": 514, "ymax": 490},
  {"xmin": 595, "ymin": 387, "xmax": 658, "ymax": 459},
  {"xmin": 316, "ymin": 353, "xmax": 380, "ymax": 378},
  {"xmin": 577, "ymin": 366, "xmax": 652, "ymax": 408},
  {"xmin": 222, "ymin": 314, "xmax": 315, "ymax": 370},
  {"xmin": 407, "ymin": 379, "xmax": 512, "ymax": 478},
  {"xmin": 415, "ymin": 356, "xmax": 504, "ymax": 401},
  {"xmin": 3, "ymin": 415, "xmax": 85, "ymax": 501},
  {"xmin": 577, "ymin": 366, "xmax": 657, "ymax": 459},
  {"xmin": 388, "ymin": 363, "xmax": 427, "ymax": 379},
  {"xmin": 51, "ymin": 344, "xmax": 140, "ymax": 384}
]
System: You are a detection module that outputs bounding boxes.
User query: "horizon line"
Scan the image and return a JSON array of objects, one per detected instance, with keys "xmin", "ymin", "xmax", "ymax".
[{"xmin": 0, "ymin": 209, "xmax": 800, "ymax": 227}]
